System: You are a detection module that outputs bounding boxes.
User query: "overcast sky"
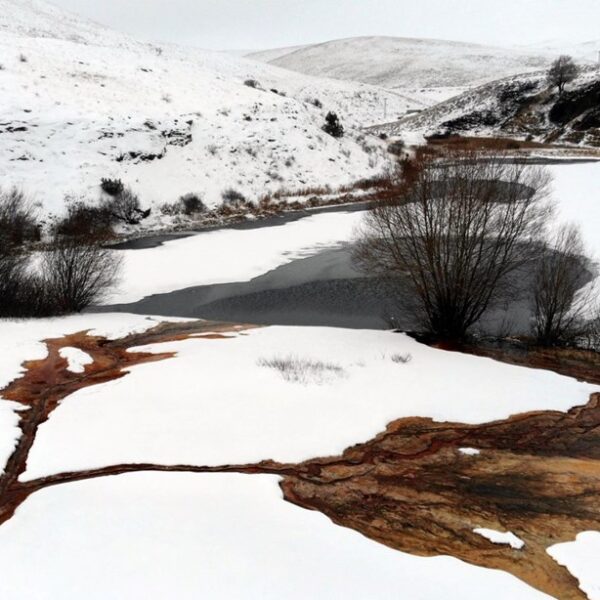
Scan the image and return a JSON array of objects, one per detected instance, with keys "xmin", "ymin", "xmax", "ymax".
[{"xmin": 50, "ymin": 0, "xmax": 600, "ymax": 51}]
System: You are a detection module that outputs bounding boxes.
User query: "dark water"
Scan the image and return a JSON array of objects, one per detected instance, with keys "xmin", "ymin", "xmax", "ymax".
[{"xmin": 95, "ymin": 244, "xmax": 542, "ymax": 333}]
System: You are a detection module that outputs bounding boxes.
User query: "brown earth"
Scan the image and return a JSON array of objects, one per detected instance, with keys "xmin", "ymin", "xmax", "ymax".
[{"xmin": 0, "ymin": 320, "xmax": 598, "ymax": 600}]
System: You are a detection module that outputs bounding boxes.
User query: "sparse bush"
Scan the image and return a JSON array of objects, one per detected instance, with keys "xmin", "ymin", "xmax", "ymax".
[
  {"xmin": 0, "ymin": 236, "xmax": 120, "ymax": 318},
  {"xmin": 311, "ymin": 98, "xmax": 323, "ymax": 109},
  {"xmin": 531, "ymin": 224, "xmax": 595, "ymax": 346},
  {"xmin": 55, "ymin": 200, "xmax": 113, "ymax": 240},
  {"xmin": 207, "ymin": 144, "xmax": 218, "ymax": 156},
  {"xmin": 387, "ymin": 139, "xmax": 406, "ymax": 156},
  {"xmin": 379, "ymin": 132, "xmax": 389, "ymax": 140},
  {"xmin": 0, "ymin": 248, "xmax": 32, "ymax": 317},
  {"xmin": 100, "ymin": 178, "xmax": 124, "ymax": 197},
  {"xmin": 179, "ymin": 193, "xmax": 206, "ymax": 216},
  {"xmin": 103, "ymin": 188, "xmax": 149, "ymax": 225},
  {"xmin": 162, "ymin": 93, "xmax": 173, "ymax": 103},
  {"xmin": 0, "ymin": 188, "xmax": 40, "ymax": 247},
  {"xmin": 18, "ymin": 54, "xmax": 27, "ymax": 63},
  {"xmin": 222, "ymin": 188, "xmax": 247, "ymax": 206},
  {"xmin": 391, "ymin": 353, "xmax": 412, "ymax": 364},
  {"xmin": 244, "ymin": 79, "xmax": 261, "ymax": 89},
  {"xmin": 258, "ymin": 356, "xmax": 345, "ymax": 385},
  {"xmin": 41, "ymin": 237, "xmax": 122, "ymax": 313},
  {"xmin": 322, "ymin": 111, "xmax": 344, "ymax": 138}
]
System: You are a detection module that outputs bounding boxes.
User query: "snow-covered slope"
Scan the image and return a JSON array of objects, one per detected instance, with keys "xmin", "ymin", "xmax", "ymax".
[
  {"xmin": 247, "ymin": 36, "xmax": 552, "ymax": 98},
  {"xmin": 374, "ymin": 66, "xmax": 600, "ymax": 147},
  {"xmin": 0, "ymin": 1, "xmax": 412, "ymax": 218},
  {"xmin": 0, "ymin": 0, "xmax": 143, "ymax": 49},
  {"xmin": 523, "ymin": 39, "xmax": 600, "ymax": 64}
]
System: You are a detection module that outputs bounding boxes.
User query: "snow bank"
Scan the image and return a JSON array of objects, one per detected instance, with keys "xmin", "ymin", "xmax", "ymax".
[
  {"xmin": 0, "ymin": 472, "xmax": 553, "ymax": 600},
  {"xmin": 23, "ymin": 326, "xmax": 598, "ymax": 480},
  {"xmin": 547, "ymin": 532, "xmax": 600, "ymax": 600},
  {"xmin": 550, "ymin": 162, "xmax": 600, "ymax": 260}
]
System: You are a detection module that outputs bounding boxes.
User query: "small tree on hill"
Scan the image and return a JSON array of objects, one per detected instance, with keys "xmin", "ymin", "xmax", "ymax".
[
  {"xmin": 547, "ymin": 55, "xmax": 579, "ymax": 96},
  {"xmin": 323, "ymin": 112, "xmax": 344, "ymax": 138}
]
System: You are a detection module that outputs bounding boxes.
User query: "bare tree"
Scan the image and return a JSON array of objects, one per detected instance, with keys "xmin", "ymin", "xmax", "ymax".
[
  {"xmin": 531, "ymin": 224, "xmax": 596, "ymax": 345},
  {"xmin": 0, "ymin": 188, "xmax": 39, "ymax": 248},
  {"xmin": 547, "ymin": 55, "xmax": 579, "ymax": 96},
  {"xmin": 42, "ymin": 238, "xmax": 122, "ymax": 313},
  {"xmin": 354, "ymin": 152, "xmax": 552, "ymax": 340}
]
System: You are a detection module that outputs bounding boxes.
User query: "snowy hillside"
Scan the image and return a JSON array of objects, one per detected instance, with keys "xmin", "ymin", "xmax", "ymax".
[
  {"xmin": 374, "ymin": 66, "xmax": 600, "ymax": 147},
  {"xmin": 523, "ymin": 39, "xmax": 600, "ymax": 63},
  {"xmin": 0, "ymin": 1, "xmax": 413, "ymax": 218},
  {"xmin": 247, "ymin": 36, "xmax": 552, "ymax": 102},
  {"xmin": 0, "ymin": 0, "xmax": 142, "ymax": 48}
]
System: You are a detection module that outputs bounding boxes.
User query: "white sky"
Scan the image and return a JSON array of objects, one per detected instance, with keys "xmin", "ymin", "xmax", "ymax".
[{"xmin": 50, "ymin": 0, "xmax": 600, "ymax": 51}]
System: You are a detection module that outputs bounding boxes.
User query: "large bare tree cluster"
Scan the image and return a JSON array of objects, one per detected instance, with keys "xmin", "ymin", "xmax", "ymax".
[{"xmin": 355, "ymin": 151, "xmax": 596, "ymax": 344}]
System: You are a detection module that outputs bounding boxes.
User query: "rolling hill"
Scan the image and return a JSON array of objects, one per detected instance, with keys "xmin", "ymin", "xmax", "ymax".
[{"xmin": 247, "ymin": 36, "xmax": 553, "ymax": 103}]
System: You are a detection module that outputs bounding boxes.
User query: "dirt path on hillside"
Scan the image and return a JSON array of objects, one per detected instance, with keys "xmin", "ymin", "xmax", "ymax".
[{"xmin": 0, "ymin": 320, "xmax": 598, "ymax": 599}]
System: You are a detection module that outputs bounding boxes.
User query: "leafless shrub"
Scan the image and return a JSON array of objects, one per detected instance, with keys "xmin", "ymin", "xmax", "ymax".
[
  {"xmin": 354, "ymin": 151, "xmax": 553, "ymax": 340},
  {"xmin": 244, "ymin": 79, "xmax": 262, "ymax": 89},
  {"xmin": 41, "ymin": 237, "xmax": 122, "ymax": 313},
  {"xmin": 0, "ymin": 188, "xmax": 39, "ymax": 247},
  {"xmin": 0, "ymin": 249, "xmax": 31, "ymax": 317},
  {"xmin": 222, "ymin": 188, "xmax": 247, "ymax": 206},
  {"xmin": 388, "ymin": 139, "xmax": 406, "ymax": 156},
  {"xmin": 55, "ymin": 200, "xmax": 114, "ymax": 240},
  {"xmin": 103, "ymin": 188, "xmax": 149, "ymax": 225},
  {"xmin": 258, "ymin": 356, "xmax": 345, "ymax": 385},
  {"xmin": 19, "ymin": 54, "xmax": 27, "ymax": 63},
  {"xmin": 179, "ymin": 193, "xmax": 206, "ymax": 216},
  {"xmin": 531, "ymin": 224, "xmax": 596, "ymax": 345},
  {"xmin": 391, "ymin": 353, "xmax": 412, "ymax": 364},
  {"xmin": 100, "ymin": 178, "xmax": 124, "ymax": 196}
]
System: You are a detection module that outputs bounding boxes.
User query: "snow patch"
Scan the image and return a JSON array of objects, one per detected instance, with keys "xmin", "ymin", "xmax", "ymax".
[
  {"xmin": 59, "ymin": 347, "xmax": 93, "ymax": 374},
  {"xmin": 459, "ymin": 448, "xmax": 481, "ymax": 456},
  {"xmin": 547, "ymin": 532, "xmax": 600, "ymax": 600},
  {"xmin": 474, "ymin": 528, "xmax": 525, "ymax": 550}
]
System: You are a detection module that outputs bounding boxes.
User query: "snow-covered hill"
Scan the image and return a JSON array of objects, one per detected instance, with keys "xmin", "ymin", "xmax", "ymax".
[
  {"xmin": 247, "ymin": 36, "xmax": 553, "ymax": 103},
  {"xmin": 522, "ymin": 39, "xmax": 600, "ymax": 64},
  {"xmin": 373, "ymin": 66, "xmax": 600, "ymax": 147},
  {"xmin": 0, "ymin": 1, "xmax": 413, "ymax": 218}
]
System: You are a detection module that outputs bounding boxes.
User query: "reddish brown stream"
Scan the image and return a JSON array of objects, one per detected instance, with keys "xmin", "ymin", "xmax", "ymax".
[{"xmin": 0, "ymin": 320, "xmax": 598, "ymax": 600}]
